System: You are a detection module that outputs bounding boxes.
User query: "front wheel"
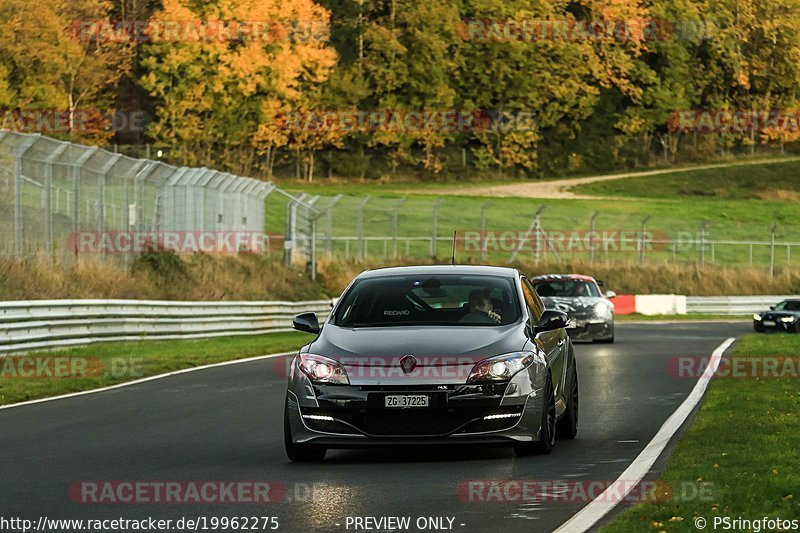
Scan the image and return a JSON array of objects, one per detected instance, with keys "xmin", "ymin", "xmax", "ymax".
[
  {"xmin": 557, "ymin": 358, "xmax": 578, "ymax": 440},
  {"xmin": 516, "ymin": 374, "xmax": 556, "ymax": 456},
  {"xmin": 284, "ymin": 403, "xmax": 326, "ymax": 462}
]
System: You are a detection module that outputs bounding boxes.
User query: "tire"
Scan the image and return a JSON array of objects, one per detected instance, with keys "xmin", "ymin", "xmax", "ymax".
[
  {"xmin": 284, "ymin": 403, "xmax": 326, "ymax": 462},
  {"xmin": 557, "ymin": 357, "xmax": 578, "ymax": 440},
  {"xmin": 516, "ymin": 373, "xmax": 556, "ymax": 456}
]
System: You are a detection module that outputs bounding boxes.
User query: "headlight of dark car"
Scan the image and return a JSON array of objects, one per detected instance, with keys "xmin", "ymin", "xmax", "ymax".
[
  {"xmin": 780, "ymin": 316, "xmax": 797, "ymax": 323},
  {"xmin": 297, "ymin": 354, "xmax": 350, "ymax": 385},
  {"xmin": 593, "ymin": 301, "xmax": 613, "ymax": 317},
  {"xmin": 467, "ymin": 352, "xmax": 535, "ymax": 383},
  {"xmin": 753, "ymin": 313, "xmax": 762, "ymax": 321}
]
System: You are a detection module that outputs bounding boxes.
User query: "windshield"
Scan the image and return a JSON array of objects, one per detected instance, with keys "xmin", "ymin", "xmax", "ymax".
[
  {"xmin": 334, "ymin": 274, "xmax": 521, "ymax": 327},
  {"xmin": 776, "ymin": 300, "xmax": 800, "ymax": 311},
  {"xmin": 532, "ymin": 280, "xmax": 601, "ymax": 298}
]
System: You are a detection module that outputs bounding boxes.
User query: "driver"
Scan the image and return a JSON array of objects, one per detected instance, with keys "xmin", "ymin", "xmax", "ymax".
[{"xmin": 461, "ymin": 290, "xmax": 501, "ymax": 324}]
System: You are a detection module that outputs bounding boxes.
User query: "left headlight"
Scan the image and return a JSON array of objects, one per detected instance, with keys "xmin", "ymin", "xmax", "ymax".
[
  {"xmin": 467, "ymin": 352, "xmax": 534, "ymax": 383},
  {"xmin": 781, "ymin": 316, "xmax": 797, "ymax": 323},
  {"xmin": 297, "ymin": 353, "xmax": 350, "ymax": 385},
  {"xmin": 753, "ymin": 313, "xmax": 762, "ymax": 321}
]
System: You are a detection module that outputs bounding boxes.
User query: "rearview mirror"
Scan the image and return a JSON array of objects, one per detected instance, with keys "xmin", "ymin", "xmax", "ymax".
[
  {"xmin": 606, "ymin": 290, "xmax": 616, "ymax": 299},
  {"xmin": 293, "ymin": 312, "xmax": 321, "ymax": 334},
  {"xmin": 535, "ymin": 310, "xmax": 569, "ymax": 333}
]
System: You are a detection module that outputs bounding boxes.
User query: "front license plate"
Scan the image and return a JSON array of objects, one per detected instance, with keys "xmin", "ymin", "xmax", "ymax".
[
  {"xmin": 763, "ymin": 320, "xmax": 777, "ymax": 327},
  {"xmin": 384, "ymin": 394, "xmax": 429, "ymax": 408}
]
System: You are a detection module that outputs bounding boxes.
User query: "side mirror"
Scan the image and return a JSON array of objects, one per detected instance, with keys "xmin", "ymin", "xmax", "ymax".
[
  {"xmin": 606, "ymin": 290, "xmax": 617, "ymax": 299},
  {"xmin": 293, "ymin": 312, "xmax": 321, "ymax": 334},
  {"xmin": 596, "ymin": 279, "xmax": 604, "ymax": 287},
  {"xmin": 770, "ymin": 305, "xmax": 776, "ymax": 310},
  {"xmin": 535, "ymin": 310, "xmax": 569, "ymax": 333}
]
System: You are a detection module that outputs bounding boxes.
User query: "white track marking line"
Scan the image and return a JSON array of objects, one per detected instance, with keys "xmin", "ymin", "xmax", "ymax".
[
  {"xmin": 0, "ymin": 351, "xmax": 295, "ymax": 411},
  {"xmin": 554, "ymin": 336, "xmax": 736, "ymax": 533}
]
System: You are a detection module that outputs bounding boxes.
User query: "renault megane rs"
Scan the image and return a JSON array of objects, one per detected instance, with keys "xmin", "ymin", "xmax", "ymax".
[{"xmin": 283, "ymin": 265, "xmax": 578, "ymax": 461}]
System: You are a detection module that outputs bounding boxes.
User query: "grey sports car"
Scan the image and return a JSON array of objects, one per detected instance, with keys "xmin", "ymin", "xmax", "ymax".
[
  {"xmin": 283, "ymin": 265, "xmax": 578, "ymax": 461},
  {"xmin": 531, "ymin": 274, "xmax": 615, "ymax": 343}
]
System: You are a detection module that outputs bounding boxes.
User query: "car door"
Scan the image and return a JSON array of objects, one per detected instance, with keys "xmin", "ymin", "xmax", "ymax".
[{"xmin": 521, "ymin": 276, "xmax": 567, "ymax": 397}]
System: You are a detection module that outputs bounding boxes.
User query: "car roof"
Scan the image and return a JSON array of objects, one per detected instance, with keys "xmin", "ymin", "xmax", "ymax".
[
  {"xmin": 531, "ymin": 273, "xmax": 597, "ymax": 282},
  {"xmin": 356, "ymin": 264, "xmax": 519, "ymax": 279}
]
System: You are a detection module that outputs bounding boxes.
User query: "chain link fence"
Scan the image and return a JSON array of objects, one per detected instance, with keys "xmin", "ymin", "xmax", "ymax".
[
  {"xmin": 0, "ymin": 131, "xmax": 298, "ymax": 260},
  {"xmin": 271, "ymin": 194, "xmax": 800, "ymax": 274}
]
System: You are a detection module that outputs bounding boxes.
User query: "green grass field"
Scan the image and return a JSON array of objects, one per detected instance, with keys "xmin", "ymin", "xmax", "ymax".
[
  {"xmin": 575, "ymin": 159, "xmax": 800, "ymax": 200},
  {"xmin": 266, "ymin": 169, "xmax": 800, "ymax": 267},
  {"xmin": 0, "ymin": 332, "xmax": 308, "ymax": 406},
  {"xmin": 602, "ymin": 334, "xmax": 800, "ymax": 531}
]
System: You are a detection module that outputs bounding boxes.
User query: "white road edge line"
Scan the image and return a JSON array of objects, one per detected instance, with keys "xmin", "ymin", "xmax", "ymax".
[
  {"xmin": 554, "ymin": 336, "xmax": 737, "ymax": 533},
  {"xmin": 0, "ymin": 351, "xmax": 296, "ymax": 411}
]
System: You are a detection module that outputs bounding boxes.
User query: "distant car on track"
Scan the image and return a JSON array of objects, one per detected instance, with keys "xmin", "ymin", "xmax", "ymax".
[
  {"xmin": 753, "ymin": 299, "xmax": 800, "ymax": 333},
  {"xmin": 283, "ymin": 265, "xmax": 578, "ymax": 462},
  {"xmin": 530, "ymin": 274, "xmax": 615, "ymax": 343}
]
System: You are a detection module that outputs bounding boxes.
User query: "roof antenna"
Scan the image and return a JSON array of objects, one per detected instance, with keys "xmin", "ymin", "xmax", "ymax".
[{"xmin": 451, "ymin": 231, "xmax": 457, "ymax": 265}]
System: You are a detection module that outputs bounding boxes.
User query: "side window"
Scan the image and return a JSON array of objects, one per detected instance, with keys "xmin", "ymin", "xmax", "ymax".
[{"xmin": 521, "ymin": 278, "xmax": 544, "ymax": 322}]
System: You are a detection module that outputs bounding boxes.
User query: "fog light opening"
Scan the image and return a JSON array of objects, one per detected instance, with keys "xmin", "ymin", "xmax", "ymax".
[
  {"xmin": 303, "ymin": 414, "xmax": 335, "ymax": 421},
  {"xmin": 483, "ymin": 413, "xmax": 521, "ymax": 420}
]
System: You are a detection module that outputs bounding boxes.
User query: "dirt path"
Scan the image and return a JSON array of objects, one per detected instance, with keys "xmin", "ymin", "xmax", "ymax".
[{"xmin": 430, "ymin": 157, "xmax": 800, "ymax": 199}]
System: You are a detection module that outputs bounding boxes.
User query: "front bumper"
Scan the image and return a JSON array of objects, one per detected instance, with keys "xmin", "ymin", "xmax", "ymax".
[
  {"xmin": 754, "ymin": 319, "xmax": 799, "ymax": 332},
  {"xmin": 286, "ymin": 378, "xmax": 545, "ymax": 446},
  {"xmin": 566, "ymin": 317, "xmax": 614, "ymax": 341}
]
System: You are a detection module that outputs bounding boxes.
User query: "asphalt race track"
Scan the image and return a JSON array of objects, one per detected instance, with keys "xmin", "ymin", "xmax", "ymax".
[{"xmin": 1, "ymin": 322, "xmax": 748, "ymax": 533}]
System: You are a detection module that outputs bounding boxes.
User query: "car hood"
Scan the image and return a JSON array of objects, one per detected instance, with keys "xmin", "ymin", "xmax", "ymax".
[
  {"xmin": 540, "ymin": 296, "xmax": 604, "ymax": 314},
  {"xmin": 761, "ymin": 310, "xmax": 800, "ymax": 318},
  {"xmin": 306, "ymin": 323, "xmax": 529, "ymax": 385}
]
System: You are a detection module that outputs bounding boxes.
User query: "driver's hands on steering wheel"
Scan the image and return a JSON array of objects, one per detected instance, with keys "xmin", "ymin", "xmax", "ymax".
[{"xmin": 486, "ymin": 310, "xmax": 501, "ymax": 323}]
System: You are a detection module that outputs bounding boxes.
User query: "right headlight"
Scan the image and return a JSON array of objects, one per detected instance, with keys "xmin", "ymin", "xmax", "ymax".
[
  {"xmin": 593, "ymin": 302, "xmax": 612, "ymax": 316},
  {"xmin": 753, "ymin": 313, "xmax": 762, "ymax": 321},
  {"xmin": 297, "ymin": 354, "xmax": 350, "ymax": 385},
  {"xmin": 467, "ymin": 352, "xmax": 534, "ymax": 383}
]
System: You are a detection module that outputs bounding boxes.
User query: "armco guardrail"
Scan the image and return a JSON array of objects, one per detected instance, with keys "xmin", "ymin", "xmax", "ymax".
[
  {"xmin": 0, "ymin": 299, "xmax": 334, "ymax": 354},
  {"xmin": 685, "ymin": 295, "xmax": 799, "ymax": 315},
  {"xmin": 1, "ymin": 295, "xmax": 797, "ymax": 354}
]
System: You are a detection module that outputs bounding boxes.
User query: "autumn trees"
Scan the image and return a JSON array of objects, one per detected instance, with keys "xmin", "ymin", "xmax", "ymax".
[{"xmin": 2, "ymin": 0, "xmax": 800, "ymax": 179}]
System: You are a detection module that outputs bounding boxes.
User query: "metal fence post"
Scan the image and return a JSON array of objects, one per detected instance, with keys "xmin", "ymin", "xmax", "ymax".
[
  {"xmin": 480, "ymin": 201, "xmax": 492, "ymax": 261},
  {"xmin": 12, "ymin": 137, "xmax": 38, "ymax": 257},
  {"xmin": 639, "ymin": 215, "xmax": 652, "ymax": 264},
  {"xmin": 431, "ymin": 198, "xmax": 444, "ymax": 258},
  {"xmin": 325, "ymin": 194, "xmax": 343, "ymax": 256},
  {"xmin": 392, "ymin": 198, "xmax": 406, "ymax": 258},
  {"xmin": 700, "ymin": 221, "xmax": 708, "ymax": 266},
  {"xmin": 589, "ymin": 211, "xmax": 600, "ymax": 264},
  {"xmin": 509, "ymin": 205, "xmax": 545, "ymax": 264},
  {"xmin": 357, "ymin": 196, "xmax": 370, "ymax": 259},
  {"xmin": 770, "ymin": 223, "xmax": 777, "ymax": 278},
  {"xmin": 13, "ymin": 147, "xmax": 22, "ymax": 257}
]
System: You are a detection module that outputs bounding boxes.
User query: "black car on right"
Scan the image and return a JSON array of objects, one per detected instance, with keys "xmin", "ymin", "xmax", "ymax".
[{"xmin": 753, "ymin": 299, "xmax": 800, "ymax": 333}]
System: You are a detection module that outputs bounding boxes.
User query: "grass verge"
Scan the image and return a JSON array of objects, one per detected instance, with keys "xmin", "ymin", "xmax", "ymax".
[
  {"xmin": 0, "ymin": 332, "xmax": 308, "ymax": 406},
  {"xmin": 602, "ymin": 333, "xmax": 800, "ymax": 531}
]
